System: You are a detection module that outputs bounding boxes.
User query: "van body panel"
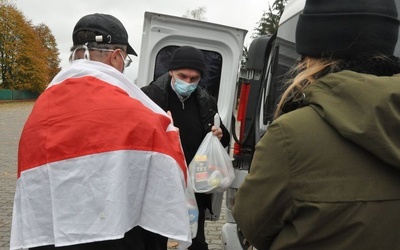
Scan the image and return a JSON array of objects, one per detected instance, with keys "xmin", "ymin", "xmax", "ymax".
[{"xmin": 279, "ymin": 0, "xmax": 305, "ymax": 26}]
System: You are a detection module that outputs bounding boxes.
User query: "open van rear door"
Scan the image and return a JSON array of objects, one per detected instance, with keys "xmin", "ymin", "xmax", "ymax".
[{"xmin": 136, "ymin": 11, "xmax": 247, "ymax": 220}]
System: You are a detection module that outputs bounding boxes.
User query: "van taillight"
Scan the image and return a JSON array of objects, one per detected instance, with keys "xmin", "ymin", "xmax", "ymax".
[{"xmin": 234, "ymin": 83, "xmax": 251, "ymax": 156}]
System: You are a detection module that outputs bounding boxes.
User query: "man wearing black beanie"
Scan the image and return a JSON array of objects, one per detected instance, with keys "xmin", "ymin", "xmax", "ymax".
[
  {"xmin": 142, "ymin": 45, "xmax": 230, "ymax": 250},
  {"xmin": 233, "ymin": 0, "xmax": 400, "ymax": 249}
]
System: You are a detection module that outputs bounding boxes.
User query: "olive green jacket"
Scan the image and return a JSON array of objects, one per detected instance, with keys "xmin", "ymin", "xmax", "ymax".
[{"xmin": 233, "ymin": 71, "xmax": 400, "ymax": 250}]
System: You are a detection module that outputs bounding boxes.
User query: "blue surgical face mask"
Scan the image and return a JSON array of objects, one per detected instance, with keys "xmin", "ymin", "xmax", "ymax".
[{"xmin": 173, "ymin": 78, "xmax": 198, "ymax": 96}]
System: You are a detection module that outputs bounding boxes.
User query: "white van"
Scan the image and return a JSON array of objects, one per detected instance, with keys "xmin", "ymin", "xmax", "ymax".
[
  {"xmin": 136, "ymin": 11, "xmax": 247, "ymax": 222},
  {"xmin": 136, "ymin": 1, "xmax": 307, "ymax": 248},
  {"xmin": 137, "ymin": 0, "xmax": 400, "ymax": 248},
  {"xmin": 137, "ymin": 0, "xmax": 400, "ymax": 249}
]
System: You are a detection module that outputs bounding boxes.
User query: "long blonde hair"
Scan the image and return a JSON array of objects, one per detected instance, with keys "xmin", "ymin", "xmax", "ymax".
[{"xmin": 274, "ymin": 57, "xmax": 341, "ymax": 118}]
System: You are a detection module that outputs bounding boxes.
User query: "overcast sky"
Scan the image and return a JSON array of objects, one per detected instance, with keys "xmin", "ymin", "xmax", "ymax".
[{"xmin": 14, "ymin": 0, "xmax": 268, "ymax": 81}]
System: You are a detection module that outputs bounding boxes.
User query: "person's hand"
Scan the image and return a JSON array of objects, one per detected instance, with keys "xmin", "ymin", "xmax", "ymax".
[
  {"xmin": 211, "ymin": 125, "xmax": 223, "ymax": 140},
  {"xmin": 167, "ymin": 111, "xmax": 179, "ymax": 133}
]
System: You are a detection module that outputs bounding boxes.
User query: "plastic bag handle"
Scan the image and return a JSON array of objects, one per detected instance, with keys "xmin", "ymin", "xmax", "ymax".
[{"xmin": 214, "ymin": 113, "xmax": 220, "ymax": 129}]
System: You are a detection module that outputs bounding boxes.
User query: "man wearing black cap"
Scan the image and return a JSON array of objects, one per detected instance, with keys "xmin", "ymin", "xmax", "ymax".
[
  {"xmin": 11, "ymin": 14, "xmax": 192, "ymax": 250},
  {"xmin": 69, "ymin": 13, "xmax": 137, "ymax": 73},
  {"xmin": 233, "ymin": 0, "xmax": 400, "ymax": 249},
  {"xmin": 142, "ymin": 46, "xmax": 231, "ymax": 250}
]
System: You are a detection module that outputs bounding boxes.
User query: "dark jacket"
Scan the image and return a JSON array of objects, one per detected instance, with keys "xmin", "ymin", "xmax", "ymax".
[
  {"xmin": 142, "ymin": 72, "xmax": 231, "ymax": 224},
  {"xmin": 233, "ymin": 71, "xmax": 400, "ymax": 250},
  {"xmin": 141, "ymin": 73, "xmax": 230, "ymax": 150}
]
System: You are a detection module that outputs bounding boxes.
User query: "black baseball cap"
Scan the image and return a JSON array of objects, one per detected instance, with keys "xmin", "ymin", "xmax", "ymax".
[{"xmin": 73, "ymin": 13, "xmax": 137, "ymax": 56}]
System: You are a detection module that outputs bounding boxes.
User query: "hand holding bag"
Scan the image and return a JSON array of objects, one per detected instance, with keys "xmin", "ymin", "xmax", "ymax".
[{"xmin": 189, "ymin": 114, "xmax": 235, "ymax": 193}]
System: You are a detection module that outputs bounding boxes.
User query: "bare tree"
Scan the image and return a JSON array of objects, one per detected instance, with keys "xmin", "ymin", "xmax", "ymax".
[{"xmin": 183, "ymin": 6, "xmax": 207, "ymax": 21}]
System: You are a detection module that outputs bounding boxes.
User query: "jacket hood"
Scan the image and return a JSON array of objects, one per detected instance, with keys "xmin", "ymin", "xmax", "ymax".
[{"xmin": 303, "ymin": 70, "xmax": 400, "ymax": 168}]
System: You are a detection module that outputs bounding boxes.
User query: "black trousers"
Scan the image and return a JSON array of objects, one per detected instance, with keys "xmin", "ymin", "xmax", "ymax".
[{"xmin": 30, "ymin": 226, "xmax": 168, "ymax": 250}]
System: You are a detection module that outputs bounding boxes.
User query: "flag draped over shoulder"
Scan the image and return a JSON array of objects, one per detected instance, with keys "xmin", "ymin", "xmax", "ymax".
[{"xmin": 11, "ymin": 60, "xmax": 191, "ymax": 250}]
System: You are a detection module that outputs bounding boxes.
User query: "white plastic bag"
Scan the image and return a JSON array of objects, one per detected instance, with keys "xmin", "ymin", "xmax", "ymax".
[
  {"xmin": 185, "ymin": 175, "xmax": 198, "ymax": 238},
  {"xmin": 189, "ymin": 114, "xmax": 235, "ymax": 193}
]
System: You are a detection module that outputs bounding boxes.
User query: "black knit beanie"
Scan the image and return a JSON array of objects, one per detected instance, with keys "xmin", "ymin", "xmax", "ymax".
[
  {"xmin": 168, "ymin": 46, "xmax": 206, "ymax": 76},
  {"xmin": 296, "ymin": 0, "xmax": 400, "ymax": 59}
]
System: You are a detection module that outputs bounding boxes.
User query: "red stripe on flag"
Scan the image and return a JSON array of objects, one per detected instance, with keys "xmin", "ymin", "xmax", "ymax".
[{"xmin": 18, "ymin": 76, "xmax": 187, "ymax": 179}]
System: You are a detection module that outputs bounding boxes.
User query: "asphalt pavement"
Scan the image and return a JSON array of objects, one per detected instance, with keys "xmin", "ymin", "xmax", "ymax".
[{"xmin": 0, "ymin": 101, "xmax": 226, "ymax": 250}]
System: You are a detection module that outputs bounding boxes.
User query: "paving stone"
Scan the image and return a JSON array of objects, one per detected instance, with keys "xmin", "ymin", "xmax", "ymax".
[{"xmin": 0, "ymin": 101, "xmax": 34, "ymax": 249}]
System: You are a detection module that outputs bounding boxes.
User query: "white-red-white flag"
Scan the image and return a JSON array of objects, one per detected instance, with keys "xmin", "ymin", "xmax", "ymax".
[{"xmin": 11, "ymin": 60, "xmax": 191, "ymax": 250}]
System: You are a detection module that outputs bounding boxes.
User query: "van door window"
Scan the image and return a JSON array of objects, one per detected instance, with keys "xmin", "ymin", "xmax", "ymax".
[{"xmin": 154, "ymin": 46, "xmax": 223, "ymax": 100}]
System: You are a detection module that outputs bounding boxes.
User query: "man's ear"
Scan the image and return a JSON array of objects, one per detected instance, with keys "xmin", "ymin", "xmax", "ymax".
[{"xmin": 109, "ymin": 50, "xmax": 120, "ymax": 69}]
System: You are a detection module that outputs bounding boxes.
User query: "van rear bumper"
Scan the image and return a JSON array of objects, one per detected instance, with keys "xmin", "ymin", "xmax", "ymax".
[{"xmin": 221, "ymin": 223, "xmax": 244, "ymax": 250}]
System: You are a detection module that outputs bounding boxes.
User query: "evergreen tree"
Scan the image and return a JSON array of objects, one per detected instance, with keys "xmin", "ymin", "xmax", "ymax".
[{"xmin": 252, "ymin": 0, "xmax": 289, "ymax": 38}]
